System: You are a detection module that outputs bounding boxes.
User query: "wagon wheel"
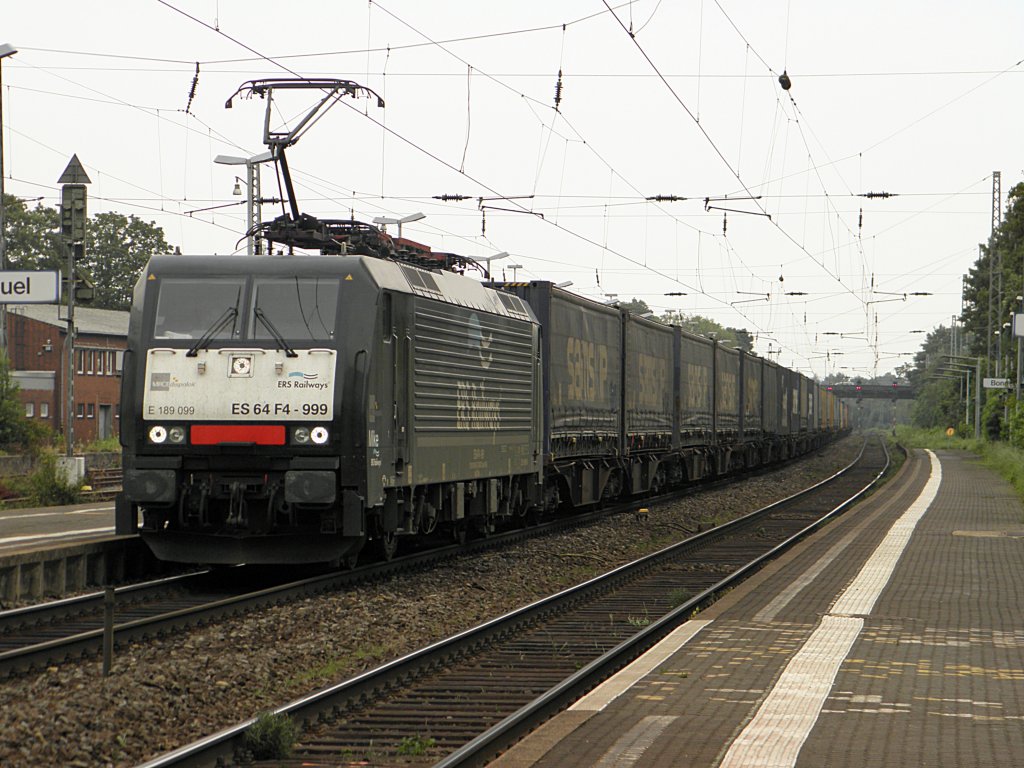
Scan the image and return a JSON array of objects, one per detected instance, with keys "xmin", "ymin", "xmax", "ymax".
[
  {"xmin": 376, "ymin": 530, "xmax": 398, "ymax": 561},
  {"xmin": 452, "ymin": 523, "xmax": 467, "ymax": 546},
  {"xmin": 343, "ymin": 535, "xmax": 366, "ymax": 570}
]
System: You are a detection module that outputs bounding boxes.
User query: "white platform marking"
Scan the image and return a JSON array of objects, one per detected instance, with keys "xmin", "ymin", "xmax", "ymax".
[
  {"xmin": 594, "ymin": 715, "xmax": 678, "ymax": 767},
  {"xmin": 0, "ymin": 526, "xmax": 114, "ymax": 546},
  {"xmin": 572, "ymin": 620, "xmax": 712, "ymax": 712},
  {"xmin": 720, "ymin": 450, "xmax": 942, "ymax": 767}
]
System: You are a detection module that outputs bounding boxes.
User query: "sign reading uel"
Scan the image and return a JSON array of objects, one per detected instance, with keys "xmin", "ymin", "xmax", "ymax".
[{"xmin": 0, "ymin": 271, "xmax": 60, "ymax": 303}]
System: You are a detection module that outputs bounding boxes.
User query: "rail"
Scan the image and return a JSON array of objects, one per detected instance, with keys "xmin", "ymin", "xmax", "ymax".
[{"xmin": 136, "ymin": 436, "xmax": 890, "ymax": 768}]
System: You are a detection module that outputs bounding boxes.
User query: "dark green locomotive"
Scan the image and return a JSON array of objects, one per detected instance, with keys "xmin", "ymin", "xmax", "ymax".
[{"xmin": 119, "ymin": 252, "xmax": 542, "ymax": 564}]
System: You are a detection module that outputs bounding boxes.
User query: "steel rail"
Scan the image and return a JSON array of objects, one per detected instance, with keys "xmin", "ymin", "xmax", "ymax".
[
  {"xmin": 136, "ymin": 435, "xmax": 887, "ymax": 768},
  {"xmin": 0, "ymin": 437, "xmax": 845, "ymax": 677}
]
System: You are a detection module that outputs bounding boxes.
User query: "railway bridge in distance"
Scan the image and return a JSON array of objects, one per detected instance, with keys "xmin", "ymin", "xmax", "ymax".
[{"xmin": 827, "ymin": 383, "xmax": 916, "ymax": 400}]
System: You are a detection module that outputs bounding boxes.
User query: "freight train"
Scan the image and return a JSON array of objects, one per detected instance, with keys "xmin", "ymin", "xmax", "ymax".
[{"xmin": 116, "ymin": 223, "xmax": 847, "ymax": 566}]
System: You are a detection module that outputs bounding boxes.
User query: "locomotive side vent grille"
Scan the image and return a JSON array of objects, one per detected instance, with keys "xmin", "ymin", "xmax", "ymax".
[{"xmin": 400, "ymin": 264, "xmax": 443, "ymax": 298}]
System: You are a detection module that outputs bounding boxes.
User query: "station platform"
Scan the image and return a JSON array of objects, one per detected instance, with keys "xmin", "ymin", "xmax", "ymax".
[
  {"xmin": 0, "ymin": 501, "xmax": 157, "ymax": 603},
  {"xmin": 492, "ymin": 448, "xmax": 1024, "ymax": 767}
]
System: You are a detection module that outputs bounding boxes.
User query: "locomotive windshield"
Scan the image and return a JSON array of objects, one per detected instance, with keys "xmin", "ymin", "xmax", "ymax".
[
  {"xmin": 153, "ymin": 278, "xmax": 244, "ymax": 340},
  {"xmin": 250, "ymin": 277, "xmax": 338, "ymax": 340},
  {"xmin": 150, "ymin": 275, "xmax": 339, "ymax": 342}
]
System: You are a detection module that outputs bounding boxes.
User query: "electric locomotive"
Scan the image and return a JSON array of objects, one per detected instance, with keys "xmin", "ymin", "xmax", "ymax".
[
  {"xmin": 118, "ymin": 235, "xmax": 543, "ymax": 565},
  {"xmin": 116, "ymin": 75, "xmax": 847, "ymax": 567}
]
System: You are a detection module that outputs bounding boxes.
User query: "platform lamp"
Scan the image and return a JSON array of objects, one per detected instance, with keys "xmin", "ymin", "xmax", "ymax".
[
  {"xmin": 213, "ymin": 150, "xmax": 273, "ymax": 255},
  {"xmin": 0, "ymin": 42, "xmax": 17, "ymax": 357},
  {"xmin": 1016, "ymin": 296, "xmax": 1023, "ymax": 402},
  {"xmin": 372, "ymin": 212, "xmax": 425, "ymax": 240},
  {"xmin": 479, "ymin": 251, "xmax": 508, "ymax": 279}
]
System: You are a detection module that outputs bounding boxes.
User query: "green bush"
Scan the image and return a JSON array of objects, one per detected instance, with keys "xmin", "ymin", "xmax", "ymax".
[
  {"xmin": 894, "ymin": 425, "xmax": 1024, "ymax": 508},
  {"xmin": 396, "ymin": 735, "xmax": 436, "ymax": 756},
  {"xmin": 27, "ymin": 452, "xmax": 81, "ymax": 506},
  {"xmin": 244, "ymin": 711, "xmax": 297, "ymax": 760},
  {"xmin": 82, "ymin": 436, "xmax": 120, "ymax": 453}
]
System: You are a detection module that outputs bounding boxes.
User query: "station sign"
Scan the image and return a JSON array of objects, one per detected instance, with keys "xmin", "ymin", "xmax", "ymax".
[
  {"xmin": 0, "ymin": 271, "xmax": 61, "ymax": 303},
  {"xmin": 983, "ymin": 377, "xmax": 1011, "ymax": 389}
]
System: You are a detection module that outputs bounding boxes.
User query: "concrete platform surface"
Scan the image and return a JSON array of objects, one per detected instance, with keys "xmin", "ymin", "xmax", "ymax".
[{"xmin": 491, "ymin": 448, "xmax": 1024, "ymax": 767}]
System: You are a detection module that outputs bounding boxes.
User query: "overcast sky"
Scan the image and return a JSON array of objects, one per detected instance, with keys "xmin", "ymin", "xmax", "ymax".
[{"xmin": 3, "ymin": 1, "xmax": 1023, "ymax": 379}]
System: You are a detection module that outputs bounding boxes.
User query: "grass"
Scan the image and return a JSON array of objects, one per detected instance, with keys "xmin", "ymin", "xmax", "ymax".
[
  {"xmin": 396, "ymin": 735, "xmax": 437, "ymax": 756},
  {"xmin": 244, "ymin": 711, "xmax": 296, "ymax": 760},
  {"xmin": 288, "ymin": 643, "xmax": 392, "ymax": 687},
  {"xmin": 667, "ymin": 588, "xmax": 693, "ymax": 608},
  {"xmin": 894, "ymin": 426, "xmax": 1024, "ymax": 509}
]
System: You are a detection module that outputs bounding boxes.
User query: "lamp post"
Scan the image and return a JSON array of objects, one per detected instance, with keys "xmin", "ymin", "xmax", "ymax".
[
  {"xmin": 1015, "ymin": 296, "xmax": 1023, "ymax": 402},
  {"xmin": 944, "ymin": 354, "xmax": 983, "ymax": 439},
  {"xmin": 372, "ymin": 212, "xmax": 426, "ymax": 240},
  {"xmin": 0, "ymin": 43, "xmax": 17, "ymax": 357},
  {"xmin": 214, "ymin": 151, "xmax": 273, "ymax": 255},
  {"xmin": 507, "ymin": 264, "xmax": 523, "ymax": 281},
  {"xmin": 479, "ymin": 251, "xmax": 508, "ymax": 279}
]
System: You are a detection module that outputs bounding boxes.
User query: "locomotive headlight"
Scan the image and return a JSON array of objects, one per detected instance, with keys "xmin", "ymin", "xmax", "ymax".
[
  {"xmin": 167, "ymin": 426, "xmax": 186, "ymax": 444},
  {"xmin": 311, "ymin": 426, "xmax": 330, "ymax": 445},
  {"xmin": 148, "ymin": 425, "xmax": 168, "ymax": 444},
  {"xmin": 293, "ymin": 427, "xmax": 311, "ymax": 444}
]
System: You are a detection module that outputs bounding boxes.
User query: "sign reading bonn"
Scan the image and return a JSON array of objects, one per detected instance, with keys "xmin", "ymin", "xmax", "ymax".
[
  {"xmin": 0, "ymin": 271, "xmax": 61, "ymax": 303},
  {"xmin": 983, "ymin": 377, "xmax": 1011, "ymax": 389}
]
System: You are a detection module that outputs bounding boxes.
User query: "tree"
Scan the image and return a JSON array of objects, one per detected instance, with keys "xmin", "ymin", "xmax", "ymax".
[
  {"xmin": 2, "ymin": 195, "xmax": 61, "ymax": 270},
  {"xmin": 619, "ymin": 298, "xmax": 651, "ymax": 316},
  {"xmin": 659, "ymin": 310, "xmax": 753, "ymax": 352},
  {"xmin": 81, "ymin": 212, "xmax": 171, "ymax": 310},
  {"xmin": 0, "ymin": 353, "xmax": 48, "ymax": 452},
  {"xmin": 2, "ymin": 194, "xmax": 172, "ymax": 311},
  {"xmin": 962, "ymin": 182, "xmax": 1024, "ymax": 364},
  {"xmin": 903, "ymin": 325, "xmax": 969, "ymax": 429}
]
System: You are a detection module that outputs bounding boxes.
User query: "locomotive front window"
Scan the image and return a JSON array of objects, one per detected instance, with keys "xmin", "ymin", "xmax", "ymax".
[
  {"xmin": 153, "ymin": 278, "xmax": 245, "ymax": 340},
  {"xmin": 250, "ymin": 277, "xmax": 339, "ymax": 340}
]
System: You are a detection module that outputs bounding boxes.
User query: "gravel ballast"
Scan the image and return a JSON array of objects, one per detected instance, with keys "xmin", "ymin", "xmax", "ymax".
[{"xmin": 0, "ymin": 437, "xmax": 866, "ymax": 767}]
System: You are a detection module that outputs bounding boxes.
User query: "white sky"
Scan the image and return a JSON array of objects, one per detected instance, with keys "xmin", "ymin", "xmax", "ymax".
[{"xmin": 3, "ymin": 1, "xmax": 1023, "ymax": 379}]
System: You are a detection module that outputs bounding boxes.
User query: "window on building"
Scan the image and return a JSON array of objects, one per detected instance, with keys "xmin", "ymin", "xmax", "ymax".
[
  {"xmin": 87, "ymin": 403, "xmax": 95, "ymax": 419},
  {"xmin": 40, "ymin": 402, "xmax": 49, "ymax": 418},
  {"xmin": 87, "ymin": 350, "xmax": 94, "ymax": 375},
  {"xmin": 77, "ymin": 403, "xmax": 85, "ymax": 419},
  {"xmin": 106, "ymin": 350, "xmax": 114, "ymax": 375},
  {"xmin": 25, "ymin": 402, "xmax": 34, "ymax": 418},
  {"xmin": 114, "ymin": 350, "xmax": 124, "ymax": 375},
  {"xmin": 77, "ymin": 350, "xmax": 85, "ymax": 374}
]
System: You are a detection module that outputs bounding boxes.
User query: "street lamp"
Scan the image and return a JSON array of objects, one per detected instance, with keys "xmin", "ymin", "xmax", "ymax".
[
  {"xmin": 214, "ymin": 150, "xmax": 273, "ymax": 255},
  {"xmin": 479, "ymin": 251, "xmax": 508, "ymax": 279},
  {"xmin": 372, "ymin": 212, "xmax": 426, "ymax": 239},
  {"xmin": 507, "ymin": 263, "xmax": 523, "ymax": 281},
  {"xmin": 1016, "ymin": 295, "xmax": 1023, "ymax": 401},
  {"xmin": 0, "ymin": 42, "xmax": 17, "ymax": 357}
]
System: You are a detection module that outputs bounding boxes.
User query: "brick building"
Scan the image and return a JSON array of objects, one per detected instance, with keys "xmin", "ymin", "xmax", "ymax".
[{"xmin": 4, "ymin": 304, "xmax": 129, "ymax": 444}]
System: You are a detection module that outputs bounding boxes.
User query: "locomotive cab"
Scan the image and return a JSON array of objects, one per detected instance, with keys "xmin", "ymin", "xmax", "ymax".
[
  {"xmin": 121, "ymin": 254, "xmax": 379, "ymax": 564},
  {"xmin": 120, "ymin": 252, "xmax": 544, "ymax": 566}
]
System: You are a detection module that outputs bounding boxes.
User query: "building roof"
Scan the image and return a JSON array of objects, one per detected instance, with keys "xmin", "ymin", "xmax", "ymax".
[{"xmin": 7, "ymin": 304, "xmax": 129, "ymax": 337}]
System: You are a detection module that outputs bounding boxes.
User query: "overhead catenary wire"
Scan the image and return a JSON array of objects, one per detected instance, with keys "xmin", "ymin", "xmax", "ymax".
[{"xmin": 5, "ymin": 3, "xmax": 995, "ymax": 374}]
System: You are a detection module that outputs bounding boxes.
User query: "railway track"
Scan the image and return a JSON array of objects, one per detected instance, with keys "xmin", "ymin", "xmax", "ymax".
[
  {"xmin": 138, "ymin": 434, "xmax": 890, "ymax": 768},
  {"xmin": 0, "ymin": 438, "xmax": 853, "ymax": 678}
]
